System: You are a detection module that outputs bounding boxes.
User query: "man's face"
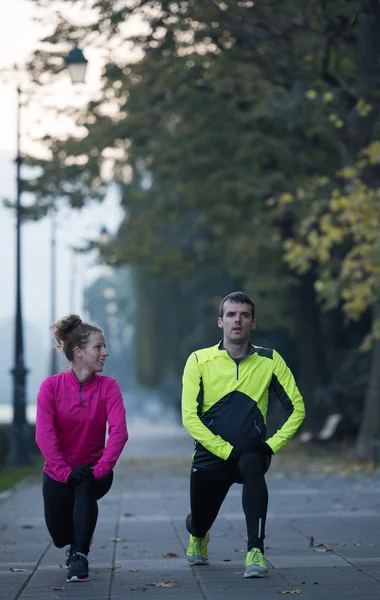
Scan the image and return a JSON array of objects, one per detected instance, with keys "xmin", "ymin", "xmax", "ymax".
[{"xmin": 217, "ymin": 301, "xmax": 256, "ymax": 344}]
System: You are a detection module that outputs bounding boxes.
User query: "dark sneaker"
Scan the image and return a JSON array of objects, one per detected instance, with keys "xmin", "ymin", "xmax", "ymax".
[
  {"xmin": 67, "ymin": 553, "xmax": 89, "ymax": 582},
  {"xmin": 65, "ymin": 545, "xmax": 75, "ymax": 568}
]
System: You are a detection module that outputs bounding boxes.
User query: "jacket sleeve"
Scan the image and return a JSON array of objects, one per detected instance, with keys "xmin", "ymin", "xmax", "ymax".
[
  {"xmin": 92, "ymin": 380, "xmax": 128, "ymax": 480},
  {"xmin": 35, "ymin": 378, "xmax": 72, "ymax": 483},
  {"xmin": 266, "ymin": 350, "xmax": 305, "ymax": 454},
  {"xmin": 182, "ymin": 352, "xmax": 233, "ymax": 461}
]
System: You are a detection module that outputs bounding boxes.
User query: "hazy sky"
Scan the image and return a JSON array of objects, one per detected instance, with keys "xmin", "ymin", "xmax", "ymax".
[{"xmin": 0, "ymin": 1, "xmax": 124, "ymax": 403}]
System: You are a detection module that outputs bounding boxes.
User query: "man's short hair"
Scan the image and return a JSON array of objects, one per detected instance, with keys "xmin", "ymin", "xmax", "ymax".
[{"xmin": 218, "ymin": 292, "xmax": 255, "ymax": 319}]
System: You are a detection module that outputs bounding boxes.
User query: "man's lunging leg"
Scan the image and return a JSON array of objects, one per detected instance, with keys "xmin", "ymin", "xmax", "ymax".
[
  {"xmin": 238, "ymin": 452, "xmax": 269, "ymax": 577},
  {"xmin": 186, "ymin": 466, "xmax": 234, "ymax": 565}
]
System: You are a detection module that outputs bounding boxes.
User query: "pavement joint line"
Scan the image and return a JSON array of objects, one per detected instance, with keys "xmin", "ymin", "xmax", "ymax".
[
  {"xmin": 170, "ymin": 516, "xmax": 211, "ymax": 600},
  {"xmin": 339, "ymin": 557, "xmax": 380, "ymax": 583},
  {"xmin": 108, "ymin": 490, "xmax": 123, "ymax": 600},
  {"xmin": 11, "ymin": 541, "xmax": 52, "ymax": 600}
]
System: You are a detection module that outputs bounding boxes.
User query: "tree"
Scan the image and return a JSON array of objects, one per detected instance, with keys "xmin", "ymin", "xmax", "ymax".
[{"xmin": 22, "ymin": 0, "xmax": 377, "ymax": 441}]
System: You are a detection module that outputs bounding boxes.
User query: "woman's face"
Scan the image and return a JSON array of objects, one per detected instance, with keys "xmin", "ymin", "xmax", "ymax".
[{"xmin": 75, "ymin": 331, "xmax": 109, "ymax": 373}]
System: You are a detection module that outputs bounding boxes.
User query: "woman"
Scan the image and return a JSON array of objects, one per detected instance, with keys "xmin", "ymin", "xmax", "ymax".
[{"xmin": 36, "ymin": 314, "xmax": 128, "ymax": 583}]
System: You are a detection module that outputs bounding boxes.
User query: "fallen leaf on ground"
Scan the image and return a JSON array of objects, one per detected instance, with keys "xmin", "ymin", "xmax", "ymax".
[
  {"xmin": 163, "ymin": 552, "xmax": 177, "ymax": 557},
  {"xmin": 222, "ymin": 559, "xmax": 231, "ymax": 562},
  {"xmin": 111, "ymin": 537, "xmax": 125, "ymax": 542},
  {"xmin": 150, "ymin": 581, "xmax": 180, "ymax": 587},
  {"xmin": 123, "ymin": 513, "xmax": 135, "ymax": 517},
  {"xmin": 51, "ymin": 586, "xmax": 66, "ymax": 590},
  {"xmin": 129, "ymin": 569, "xmax": 139, "ymax": 572},
  {"xmin": 130, "ymin": 587, "xmax": 147, "ymax": 592},
  {"xmin": 9, "ymin": 568, "xmax": 26, "ymax": 572},
  {"xmin": 110, "ymin": 564, "xmax": 121, "ymax": 570},
  {"xmin": 309, "ymin": 536, "xmax": 315, "ymax": 547},
  {"xmin": 21, "ymin": 525, "xmax": 34, "ymax": 529},
  {"xmin": 313, "ymin": 543, "xmax": 333, "ymax": 553},
  {"xmin": 280, "ymin": 590, "xmax": 301, "ymax": 595},
  {"xmin": 337, "ymin": 542, "xmax": 361, "ymax": 547}
]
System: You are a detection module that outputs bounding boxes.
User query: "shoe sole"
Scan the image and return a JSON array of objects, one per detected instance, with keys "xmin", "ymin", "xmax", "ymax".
[
  {"xmin": 67, "ymin": 576, "xmax": 90, "ymax": 582},
  {"xmin": 187, "ymin": 559, "xmax": 209, "ymax": 566},
  {"xmin": 244, "ymin": 571, "xmax": 268, "ymax": 578}
]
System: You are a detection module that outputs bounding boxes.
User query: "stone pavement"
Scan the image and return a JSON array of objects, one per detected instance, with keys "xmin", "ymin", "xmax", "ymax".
[{"xmin": 1, "ymin": 418, "xmax": 380, "ymax": 599}]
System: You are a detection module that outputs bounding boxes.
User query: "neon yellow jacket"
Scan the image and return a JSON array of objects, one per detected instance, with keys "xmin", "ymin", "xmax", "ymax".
[{"xmin": 182, "ymin": 342, "xmax": 305, "ymax": 468}]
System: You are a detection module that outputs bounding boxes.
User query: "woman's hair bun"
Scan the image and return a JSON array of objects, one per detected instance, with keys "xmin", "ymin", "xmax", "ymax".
[{"xmin": 50, "ymin": 314, "xmax": 82, "ymax": 344}]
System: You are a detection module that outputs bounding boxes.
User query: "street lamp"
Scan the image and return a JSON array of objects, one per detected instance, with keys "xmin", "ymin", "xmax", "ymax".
[
  {"xmin": 10, "ymin": 86, "xmax": 30, "ymax": 465},
  {"xmin": 50, "ymin": 204, "xmax": 58, "ymax": 375},
  {"xmin": 9, "ymin": 43, "xmax": 89, "ymax": 463},
  {"xmin": 64, "ymin": 42, "xmax": 88, "ymax": 85},
  {"xmin": 47, "ymin": 41, "xmax": 89, "ymax": 374}
]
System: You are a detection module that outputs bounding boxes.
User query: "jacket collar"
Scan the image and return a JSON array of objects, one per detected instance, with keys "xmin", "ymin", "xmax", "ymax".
[
  {"xmin": 217, "ymin": 340, "xmax": 255, "ymax": 357},
  {"xmin": 67, "ymin": 367, "xmax": 96, "ymax": 387}
]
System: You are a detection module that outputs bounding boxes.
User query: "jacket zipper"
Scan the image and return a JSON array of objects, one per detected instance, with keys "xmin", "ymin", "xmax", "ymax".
[
  {"xmin": 80, "ymin": 383, "xmax": 83, "ymax": 407},
  {"xmin": 235, "ymin": 350, "xmax": 255, "ymax": 380}
]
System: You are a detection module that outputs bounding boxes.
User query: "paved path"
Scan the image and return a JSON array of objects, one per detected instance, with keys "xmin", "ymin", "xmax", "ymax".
[{"xmin": 1, "ymin": 419, "xmax": 380, "ymax": 599}]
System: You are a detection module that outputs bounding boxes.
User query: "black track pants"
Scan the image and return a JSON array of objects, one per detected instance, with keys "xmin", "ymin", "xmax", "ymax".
[
  {"xmin": 188, "ymin": 452, "xmax": 270, "ymax": 552},
  {"xmin": 42, "ymin": 471, "xmax": 113, "ymax": 555}
]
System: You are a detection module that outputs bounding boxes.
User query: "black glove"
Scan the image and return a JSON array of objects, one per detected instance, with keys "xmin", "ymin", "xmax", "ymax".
[
  {"xmin": 246, "ymin": 439, "xmax": 274, "ymax": 457},
  {"xmin": 68, "ymin": 464, "xmax": 94, "ymax": 487},
  {"xmin": 229, "ymin": 440, "xmax": 249, "ymax": 461},
  {"xmin": 229, "ymin": 439, "xmax": 273, "ymax": 461}
]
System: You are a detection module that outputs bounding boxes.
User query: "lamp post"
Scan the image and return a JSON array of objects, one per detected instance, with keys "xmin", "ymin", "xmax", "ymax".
[
  {"xmin": 64, "ymin": 42, "xmax": 88, "ymax": 85},
  {"xmin": 63, "ymin": 42, "xmax": 88, "ymax": 320},
  {"xmin": 49, "ymin": 41, "xmax": 87, "ymax": 374},
  {"xmin": 10, "ymin": 86, "xmax": 30, "ymax": 466},
  {"xmin": 50, "ymin": 204, "xmax": 58, "ymax": 375},
  {"xmin": 9, "ymin": 44, "xmax": 89, "ymax": 463}
]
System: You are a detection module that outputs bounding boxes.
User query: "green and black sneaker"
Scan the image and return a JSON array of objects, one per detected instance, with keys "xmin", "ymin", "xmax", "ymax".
[
  {"xmin": 244, "ymin": 547, "xmax": 268, "ymax": 578},
  {"xmin": 186, "ymin": 532, "xmax": 209, "ymax": 565}
]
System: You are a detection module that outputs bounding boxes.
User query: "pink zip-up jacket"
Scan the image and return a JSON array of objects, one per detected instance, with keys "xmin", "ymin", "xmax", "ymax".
[{"xmin": 36, "ymin": 369, "xmax": 128, "ymax": 483}]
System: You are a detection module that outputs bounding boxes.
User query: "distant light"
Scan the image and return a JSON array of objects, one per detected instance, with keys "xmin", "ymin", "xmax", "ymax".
[
  {"xmin": 103, "ymin": 287, "xmax": 116, "ymax": 300},
  {"xmin": 99, "ymin": 226, "xmax": 112, "ymax": 246},
  {"xmin": 64, "ymin": 42, "xmax": 88, "ymax": 84}
]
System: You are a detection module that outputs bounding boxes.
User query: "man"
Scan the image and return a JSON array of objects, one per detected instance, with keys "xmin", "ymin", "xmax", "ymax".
[{"xmin": 181, "ymin": 291, "xmax": 305, "ymax": 578}]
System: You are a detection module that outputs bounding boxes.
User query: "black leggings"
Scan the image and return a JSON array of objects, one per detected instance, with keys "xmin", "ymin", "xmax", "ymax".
[
  {"xmin": 189, "ymin": 452, "xmax": 270, "ymax": 552},
  {"xmin": 42, "ymin": 471, "xmax": 113, "ymax": 555}
]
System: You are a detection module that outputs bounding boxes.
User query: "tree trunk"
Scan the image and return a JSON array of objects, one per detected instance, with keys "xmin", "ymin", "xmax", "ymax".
[
  {"xmin": 292, "ymin": 270, "xmax": 331, "ymax": 432},
  {"xmin": 279, "ymin": 210, "xmax": 331, "ymax": 432},
  {"xmin": 356, "ymin": 303, "xmax": 380, "ymax": 459}
]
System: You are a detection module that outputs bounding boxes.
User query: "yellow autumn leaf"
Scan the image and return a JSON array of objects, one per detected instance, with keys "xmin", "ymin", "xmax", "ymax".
[
  {"xmin": 356, "ymin": 98, "xmax": 373, "ymax": 117},
  {"xmin": 305, "ymin": 89, "xmax": 317, "ymax": 100},
  {"xmin": 279, "ymin": 192, "xmax": 293, "ymax": 204},
  {"xmin": 337, "ymin": 166, "xmax": 357, "ymax": 179},
  {"xmin": 323, "ymin": 92, "xmax": 334, "ymax": 103}
]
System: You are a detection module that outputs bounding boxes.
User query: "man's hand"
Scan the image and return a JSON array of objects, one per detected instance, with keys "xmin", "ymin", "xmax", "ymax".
[
  {"xmin": 246, "ymin": 439, "xmax": 273, "ymax": 457},
  {"xmin": 229, "ymin": 439, "xmax": 273, "ymax": 461},
  {"xmin": 67, "ymin": 464, "xmax": 94, "ymax": 487}
]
